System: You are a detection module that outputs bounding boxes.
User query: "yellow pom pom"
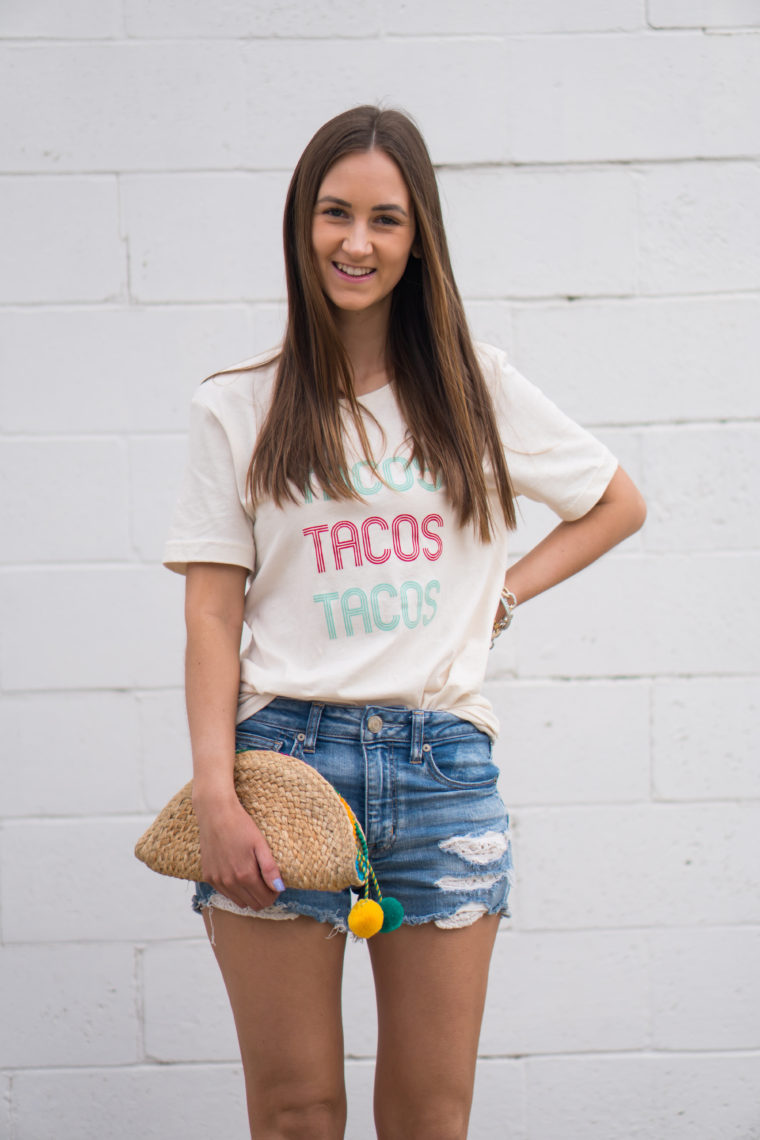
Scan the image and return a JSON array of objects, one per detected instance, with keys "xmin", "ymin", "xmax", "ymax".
[{"xmin": 348, "ymin": 898, "xmax": 384, "ymax": 939}]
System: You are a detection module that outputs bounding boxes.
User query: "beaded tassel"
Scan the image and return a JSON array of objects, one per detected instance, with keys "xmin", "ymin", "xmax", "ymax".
[{"xmin": 342, "ymin": 800, "xmax": 404, "ymax": 938}]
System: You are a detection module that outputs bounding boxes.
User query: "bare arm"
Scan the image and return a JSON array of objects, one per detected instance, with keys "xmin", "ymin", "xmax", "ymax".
[
  {"xmin": 185, "ymin": 562, "xmax": 283, "ymax": 910},
  {"xmin": 500, "ymin": 465, "xmax": 646, "ymax": 613}
]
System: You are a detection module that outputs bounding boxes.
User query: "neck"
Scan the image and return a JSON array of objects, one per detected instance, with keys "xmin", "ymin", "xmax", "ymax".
[{"xmin": 333, "ymin": 303, "xmax": 391, "ymax": 396}]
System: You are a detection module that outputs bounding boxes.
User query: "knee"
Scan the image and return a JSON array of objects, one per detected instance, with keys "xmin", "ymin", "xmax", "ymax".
[
  {"xmin": 255, "ymin": 1087, "xmax": 346, "ymax": 1139},
  {"xmin": 376, "ymin": 1103, "xmax": 469, "ymax": 1140}
]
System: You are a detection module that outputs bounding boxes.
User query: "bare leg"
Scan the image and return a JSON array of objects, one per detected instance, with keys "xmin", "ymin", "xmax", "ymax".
[
  {"xmin": 368, "ymin": 915, "xmax": 501, "ymax": 1140},
  {"xmin": 203, "ymin": 908, "xmax": 348, "ymax": 1140}
]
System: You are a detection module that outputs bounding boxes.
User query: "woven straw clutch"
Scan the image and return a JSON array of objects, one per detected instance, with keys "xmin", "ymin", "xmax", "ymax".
[{"xmin": 134, "ymin": 749, "xmax": 364, "ymax": 891}]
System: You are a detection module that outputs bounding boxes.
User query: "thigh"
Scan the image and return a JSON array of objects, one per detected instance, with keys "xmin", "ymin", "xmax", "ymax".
[
  {"xmin": 204, "ymin": 908, "xmax": 348, "ymax": 1136},
  {"xmin": 368, "ymin": 915, "xmax": 501, "ymax": 1140}
]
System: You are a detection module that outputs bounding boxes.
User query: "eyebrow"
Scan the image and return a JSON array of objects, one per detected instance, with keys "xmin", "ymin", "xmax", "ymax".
[{"xmin": 315, "ymin": 195, "xmax": 409, "ymax": 218}]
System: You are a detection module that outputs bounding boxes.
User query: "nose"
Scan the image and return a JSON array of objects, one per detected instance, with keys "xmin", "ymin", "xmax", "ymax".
[{"xmin": 342, "ymin": 221, "xmax": 372, "ymax": 258}]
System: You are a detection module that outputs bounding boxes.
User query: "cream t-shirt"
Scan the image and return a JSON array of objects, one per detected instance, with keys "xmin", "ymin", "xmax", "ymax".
[{"xmin": 163, "ymin": 343, "xmax": 618, "ymax": 738}]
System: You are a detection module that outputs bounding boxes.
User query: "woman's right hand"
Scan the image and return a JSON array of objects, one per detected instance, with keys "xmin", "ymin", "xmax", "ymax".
[{"xmin": 194, "ymin": 794, "xmax": 285, "ymax": 911}]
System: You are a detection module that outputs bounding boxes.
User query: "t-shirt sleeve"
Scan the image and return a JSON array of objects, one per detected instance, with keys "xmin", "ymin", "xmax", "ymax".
[
  {"xmin": 163, "ymin": 390, "xmax": 255, "ymax": 575},
  {"xmin": 489, "ymin": 350, "xmax": 619, "ymax": 521}
]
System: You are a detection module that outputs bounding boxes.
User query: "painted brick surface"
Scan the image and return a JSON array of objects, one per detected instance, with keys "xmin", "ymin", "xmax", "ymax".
[
  {"xmin": 342, "ymin": 940, "xmax": 381, "ymax": 1058},
  {"xmin": 0, "ymin": 177, "xmax": 124, "ymax": 303},
  {"xmin": 0, "ymin": 1, "xmax": 123, "ymax": 38},
  {"xmin": 0, "ymin": 944, "xmax": 139, "ymax": 1067},
  {"xmin": 1, "ymin": 567, "xmax": 185, "ymax": 691},
  {"xmin": 650, "ymin": 927, "xmax": 760, "ymax": 1049},
  {"xmin": 0, "ymin": 1074, "xmax": 9, "ymax": 1140},
  {"xmin": 1, "ymin": 819, "xmax": 198, "ymax": 943},
  {"xmin": 512, "ymin": 295, "xmax": 760, "ymax": 425},
  {"xmin": 124, "ymin": 0, "xmax": 381, "ymax": 39},
  {"xmin": 142, "ymin": 940, "xmax": 238, "ymax": 1062},
  {"xmin": 0, "ymin": 438, "xmax": 131, "ymax": 562},
  {"xmin": 1, "ymin": 691, "xmax": 143, "ymax": 816},
  {"xmin": 137, "ymin": 688, "xmax": 194, "ymax": 810},
  {"xmin": 240, "ymin": 39, "xmax": 511, "ymax": 169},
  {"xmin": 481, "ymin": 929, "xmax": 650, "ymax": 1054},
  {"xmin": 468, "ymin": 1060, "xmax": 528, "ymax": 1140},
  {"xmin": 652, "ymin": 677, "xmax": 760, "ymax": 800},
  {"xmin": 122, "ymin": 173, "xmax": 290, "ymax": 302},
  {"xmin": 513, "ymin": 803, "xmax": 760, "ymax": 930},
  {"xmin": 440, "ymin": 166, "xmax": 638, "ymax": 298},
  {"xmin": 638, "ymin": 161, "xmax": 760, "ymax": 294},
  {"xmin": 129, "ymin": 435, "xmax": 186, "ymax": 560},
  {"xmin": 0, "ymin": 44, "xmax": 247, "ymax": 173},
  {"xmin": 526, "ymin": 1052, "xmax": 760, "ymax": 1139},
  {"xmin": 649, "ymin": 0, "xmax": 760, "ymax": 28},
  {"xmin": 487, "ymin": 679, "xmax": 650, "ymax": 805},
  {"xmin": 0, "ymin": 306, "xmax": 260, "ymax": 434},
  {"xmin": 344, "ymin": 1062, "xmax": 377, "ymax": 1140},
  {"xmin": 512, "ymin": 553, "xmax": 759, "ymax": 677},
  {"xmin": 382, "ymin": 0, "xmax": 644, "ymax": 35},
  {"xmin": 641, "ymin": 425, "xmax": 760, "ymax": 551},
  {"xmin": 1, "ymin": 6, "xmax": 758, "ymax": 1140},
  {"xmin": 10, "ymin": 1065, "xmax": 249, "ymax": 1140},
  {"xmin": 504, "ymin": 32, "xmax": 760, "ymax": 162}
]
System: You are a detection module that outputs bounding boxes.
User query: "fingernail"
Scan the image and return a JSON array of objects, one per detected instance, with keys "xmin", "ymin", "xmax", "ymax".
[{"xmin": 273, "ymin": 878, "xmax": 285, "ymax": 893}]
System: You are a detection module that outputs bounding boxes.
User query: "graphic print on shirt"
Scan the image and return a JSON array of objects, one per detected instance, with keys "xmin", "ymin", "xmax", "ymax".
[{"xmin": 302, "ymin": 455, "xmax": 444, "ymax": 640}]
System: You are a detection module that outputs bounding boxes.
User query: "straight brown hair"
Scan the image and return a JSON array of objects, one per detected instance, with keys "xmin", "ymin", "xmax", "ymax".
[{"xmin": 247, "ymin": 105, "xmax": 516, "ymax": 540}]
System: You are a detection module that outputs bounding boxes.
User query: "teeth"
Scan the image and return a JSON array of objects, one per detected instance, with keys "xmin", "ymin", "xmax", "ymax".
[{"xmin": 336, "ymin": 263, "xmax": 374, "ymax": 277}]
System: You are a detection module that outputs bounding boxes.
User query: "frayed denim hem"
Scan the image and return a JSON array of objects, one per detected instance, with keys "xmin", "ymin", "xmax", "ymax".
[
  {"xmin": 191, "ymin": 886, "xmax": 348, "ymax": 943},
  {"xmin": 406, "ymin": 900, "xmax": 511, "ymax": 930}
]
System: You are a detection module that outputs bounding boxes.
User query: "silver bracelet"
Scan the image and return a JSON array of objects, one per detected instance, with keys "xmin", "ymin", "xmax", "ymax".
[{"xmin": 490, "ymin": 585, "xmax": 517, "ymax": 649}]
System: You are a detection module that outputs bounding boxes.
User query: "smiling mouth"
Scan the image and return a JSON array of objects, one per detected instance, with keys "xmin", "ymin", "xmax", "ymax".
[{"xmin": 333, "ymin": 262, "xmax": 376, "ymax": 279}]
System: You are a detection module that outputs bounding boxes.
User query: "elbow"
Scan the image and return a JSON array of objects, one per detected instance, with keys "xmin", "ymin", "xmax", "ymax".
[
  {"xmin": 628, "ymin": 487, "xmax": 647, "ymax": 536},
  {"xmin": 604, "ymin": 465, "xmax": 647, "ymax": 539}
]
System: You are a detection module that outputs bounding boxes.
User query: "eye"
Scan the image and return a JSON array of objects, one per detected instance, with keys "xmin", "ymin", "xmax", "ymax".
[
  {"xmin": 323, "ymin": 206, "xmax": 347, "ymax": 218},
  {"xmin": 376, "ymin": 215, "xmax": 401, "ymax": 226}
]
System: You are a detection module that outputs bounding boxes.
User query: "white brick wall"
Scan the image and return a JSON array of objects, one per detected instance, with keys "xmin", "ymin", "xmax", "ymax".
[{"xmin": 1, "ymin": 2, "xmax": 758, "ymax": 1137}]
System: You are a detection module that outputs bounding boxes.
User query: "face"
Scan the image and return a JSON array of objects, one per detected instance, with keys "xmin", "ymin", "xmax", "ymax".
[{"xmin": 311, "ymin": 148, "xmax": 417, "ymax": 321}]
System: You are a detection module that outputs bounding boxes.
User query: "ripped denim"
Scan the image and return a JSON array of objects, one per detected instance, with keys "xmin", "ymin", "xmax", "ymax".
[{"xmin": 192, "ymin": 698, "xmax": 514, "ymax": 933}]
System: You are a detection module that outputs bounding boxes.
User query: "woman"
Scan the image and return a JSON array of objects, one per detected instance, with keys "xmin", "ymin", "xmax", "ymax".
[{"xmin": 163, "ymin": 105, "xmax": 646, "ymax": 1140}]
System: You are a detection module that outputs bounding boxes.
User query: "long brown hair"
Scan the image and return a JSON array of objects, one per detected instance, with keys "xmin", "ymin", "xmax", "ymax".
[{"xmin": 249, "ymin": 105, "xmax": 516, "ymax": 540}]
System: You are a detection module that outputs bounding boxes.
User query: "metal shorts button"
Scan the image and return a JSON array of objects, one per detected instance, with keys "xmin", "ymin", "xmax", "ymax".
[{"xmin": 367, "ymin": 715, "xmax": 383, "ymax": 733}]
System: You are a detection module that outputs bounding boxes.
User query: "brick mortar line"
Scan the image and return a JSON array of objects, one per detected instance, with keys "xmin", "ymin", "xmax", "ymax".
[
  {"xmin": 2, "ymin": 290, "xmax": 759, "ymax": 305},
  {"xmin": 2, "ymin": 421, "xmax": 759, "ymax": 439},
  {"xmin": 0, "ymin": 433, "xmax": 188, "ymax": 442},
  {"xmin": 2, "ymin": 925, "xmax": 759, "ymax": 947},
  {"xmin": 2, "ymin": 157, "xmax": 760, "ymax": 178},
  {"xmin": 4, "ymin": 673, "xmax": 759, "ymax": 693},
  {"xmin": 2, "ymin": 291, "xmax": 759, "ymax": 307},
  {"xmin": 1, "ymin": 295, "xmax": 758, "ymax": 308},
  {"xmin": 2, "ymin": 1049, "xmax": 760, "ymax": 1078},
  {"xmin": 3, "ymin": 28, "xmax": 760, "ymax": 44},
  {"xmin": 6, "ymin": 796, "xmax": 759, "ymax": 823},
  {"xmin": 5, "ymin": 676, "xmax": 756, "ymax": 697}
]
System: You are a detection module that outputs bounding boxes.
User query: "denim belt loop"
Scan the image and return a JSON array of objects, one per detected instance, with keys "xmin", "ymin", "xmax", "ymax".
[
  {"xmin": 410, "ymin": 709, "xmax": 425, "ymax": 765},
  {"xmin": 303, "ymin": 702, "xmax": 325, "ymax": 753}
]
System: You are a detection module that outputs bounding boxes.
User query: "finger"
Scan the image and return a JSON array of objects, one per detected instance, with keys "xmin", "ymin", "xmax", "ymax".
[
  {"xmin": 237, "ymin": 876, "xmax": 279, "ymax": 911},
  {"xmin": 211, "ymin": 865, "xmax": 279, "ymax": 912},
  {"xmin": 253, "ymin": 839, "xmax": 285, "ymax": 894}
]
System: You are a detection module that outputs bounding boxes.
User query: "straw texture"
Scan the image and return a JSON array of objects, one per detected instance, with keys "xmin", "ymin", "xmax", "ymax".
[{"xmin": 134, "ymin": 749, "xmax": 363, "ymax": 890}]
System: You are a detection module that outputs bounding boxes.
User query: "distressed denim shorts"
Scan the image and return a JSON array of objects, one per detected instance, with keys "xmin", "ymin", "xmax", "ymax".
[{"xmin": 192, "ymin": 697, "xmax": 514, "ymax": 932}]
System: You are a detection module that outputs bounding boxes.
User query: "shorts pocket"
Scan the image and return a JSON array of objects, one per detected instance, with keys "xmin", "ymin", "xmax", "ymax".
[
  {"xmin": 423, "ymin": 732, "xmax": 499, "ymax": 791},
  {"xmin": 235, "ymin": 718, "xmax": 287, "ymax": 754}
]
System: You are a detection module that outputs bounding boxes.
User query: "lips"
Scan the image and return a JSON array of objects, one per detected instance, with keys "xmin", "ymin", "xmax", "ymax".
[{"xmin": 333, "ymin": 262, "xmax": 376, "ymax": 279}]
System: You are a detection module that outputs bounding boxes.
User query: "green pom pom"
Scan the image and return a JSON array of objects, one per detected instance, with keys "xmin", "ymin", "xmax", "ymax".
[{"xmin": 380, "ymin": 896, "xmax": 404, "ymax": 933}]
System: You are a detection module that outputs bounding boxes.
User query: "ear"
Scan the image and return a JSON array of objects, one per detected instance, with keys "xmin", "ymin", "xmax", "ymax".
[{"xmin": 411, "ymin": 241, "xmax": 422, "ymax": 260}]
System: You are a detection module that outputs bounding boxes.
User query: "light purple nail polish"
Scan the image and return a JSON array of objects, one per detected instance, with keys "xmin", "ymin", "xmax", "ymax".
[{"xmin": 273, "ymin": 877, "xmax": 285, "ymax": 892}]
